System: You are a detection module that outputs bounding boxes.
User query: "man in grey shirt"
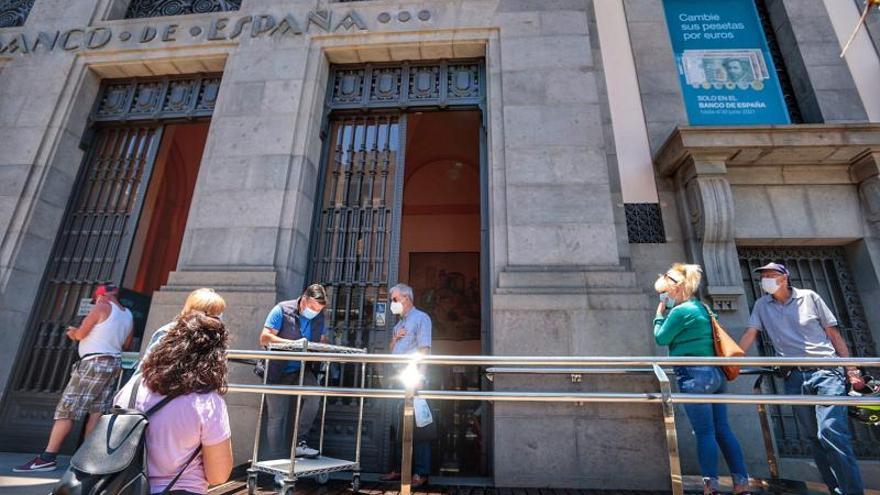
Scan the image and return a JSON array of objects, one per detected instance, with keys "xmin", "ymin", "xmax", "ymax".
[
  {"xmin": 740, "ymin": 263, "xmax": 864, "ymax": 495},
  {"xmin": 380, "ymin": 283, "xmax": 432, "ymax": 487}
]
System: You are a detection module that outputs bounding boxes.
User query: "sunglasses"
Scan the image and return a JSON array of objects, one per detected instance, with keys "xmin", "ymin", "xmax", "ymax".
[{"xmin": 663, "ymin": 273, "xmax": 683, "ymax": 285}]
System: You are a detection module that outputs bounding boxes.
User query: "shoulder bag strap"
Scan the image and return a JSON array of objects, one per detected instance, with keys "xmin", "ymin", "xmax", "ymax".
[{"xmin": 159, "ymin": 445, "xmax": 202, "ymax": 495}]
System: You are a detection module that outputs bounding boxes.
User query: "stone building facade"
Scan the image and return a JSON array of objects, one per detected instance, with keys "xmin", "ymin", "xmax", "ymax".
[{"xmin": 0, "ymin": 0, "xmax": 878, "ymax": 489}]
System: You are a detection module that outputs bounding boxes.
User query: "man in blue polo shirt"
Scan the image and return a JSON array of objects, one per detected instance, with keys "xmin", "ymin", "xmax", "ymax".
[
  {"xmin": 740, "ymin": 263, "xmax": 864, "ymax": 495},
  {"xmin": 259, "ymin": 284, "xmax": 329, "ymax": 462}
]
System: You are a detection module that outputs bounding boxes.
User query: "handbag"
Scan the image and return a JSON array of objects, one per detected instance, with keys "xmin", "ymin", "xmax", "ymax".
[{"xmin": 702, "ymin": 303, "xmax": 745, "ymax": 381}]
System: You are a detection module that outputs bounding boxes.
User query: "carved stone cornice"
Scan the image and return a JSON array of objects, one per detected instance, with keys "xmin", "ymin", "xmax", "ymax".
[{"xmin": 656, "ymin": 124, "xmax": 880, "ymax": 179}]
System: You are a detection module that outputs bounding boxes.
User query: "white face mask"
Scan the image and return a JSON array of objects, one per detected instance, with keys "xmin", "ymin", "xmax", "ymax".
[
  {"xmin": 761, "ymin": 277, "xmax": 781, "ymax": 295},
  {"xmin": 390, "ymin": 301, "xmax": 404, "ymax": 315},
  {"xmin": 301, "ymin": 307, "xmax": 320, "ymax": 320}
]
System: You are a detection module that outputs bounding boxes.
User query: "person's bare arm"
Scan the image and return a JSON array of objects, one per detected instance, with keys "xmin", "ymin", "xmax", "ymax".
[
  {"xmin": 259, "ymin": 327, "xmax": 294, "ymax": 347},
  {"xmin": 123, "ymin": 330, "xmax": 134, "ymax": 351},
  {"xmin": 738, "ymin": 327, "xmax": 759, "ymax": 354},
  {"xmin": 67, "ymin": 302, "xmax": 110, "ymax": 341},
  {"xmin": 202, "ymin": 438, "xmax": 233, "ymax": 486},
  {"xmin": 825, "ymin": 326, "xmax": 865, "ymax": 388}
]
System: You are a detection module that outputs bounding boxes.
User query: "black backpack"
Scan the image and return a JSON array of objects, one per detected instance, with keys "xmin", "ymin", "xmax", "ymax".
[{"xmin": 52, "ymin": 379, "xmax": 200, "ymax": 495}]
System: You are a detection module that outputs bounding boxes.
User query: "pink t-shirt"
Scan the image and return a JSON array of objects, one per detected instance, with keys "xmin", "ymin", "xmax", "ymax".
[{"xmin": 114, "ymin": 382, "xmax": 231, "ymax": 494}]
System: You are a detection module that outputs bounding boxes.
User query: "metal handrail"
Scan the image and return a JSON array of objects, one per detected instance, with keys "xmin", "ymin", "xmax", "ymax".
[
  {"xmin": 223, "ymin": 350, "xmax": 879, "ymax": 495},
  {"xmin": 226, "ymin": 349, "xmax": 879, "ymax": 367}
]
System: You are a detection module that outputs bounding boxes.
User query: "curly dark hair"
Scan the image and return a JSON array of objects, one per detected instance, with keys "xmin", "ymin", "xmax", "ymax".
[{"xmin": 142, "ymin": 311, "xmax": 229, "ymax": 396}]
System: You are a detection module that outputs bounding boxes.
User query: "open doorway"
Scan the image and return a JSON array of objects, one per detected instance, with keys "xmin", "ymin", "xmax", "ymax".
[
  {"xmin": 124, "ymin": 123, "xmax": 207, "ymax": 295},
  {"xmin": 398, "ymin": 110, "xmax": 487, "ymax": 477}
]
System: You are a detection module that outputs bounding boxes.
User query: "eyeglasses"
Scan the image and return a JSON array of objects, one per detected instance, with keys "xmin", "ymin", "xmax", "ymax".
[{"xmin": 663, "ymin": 273, "xmax": 683, "ymax": 285}]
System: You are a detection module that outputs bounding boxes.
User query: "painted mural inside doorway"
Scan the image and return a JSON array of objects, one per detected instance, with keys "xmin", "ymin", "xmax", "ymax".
[
  {"xmin": 0, "ymin": 74, "xmax": 217, "ymax": 453},
  {"xmin": 307, "ymin": 61, "xmax": 488, "ymax": 476}
]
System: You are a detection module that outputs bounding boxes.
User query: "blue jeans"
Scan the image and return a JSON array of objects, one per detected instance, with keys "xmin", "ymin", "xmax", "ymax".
[
  {"xmin": 784, "ymin": 369, "xmax": 863, "ymax": 495},
  {"xmin": 675, "ymin": 366, "xmax": 749, "ymax": 489}
]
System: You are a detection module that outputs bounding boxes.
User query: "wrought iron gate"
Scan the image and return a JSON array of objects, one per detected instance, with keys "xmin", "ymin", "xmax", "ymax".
[
  {"xmin": 309, "ymin": 61, "xmax": 485, "ymax": 472},
  {"xmin": 309, "ymin": 114, "xmax": 405, "ymax": 472},
  {"xmin": 0, "ymin": 74, "xmax": 219, "ymax": 452},
  {"xmin": 739, "ymin": 246, "xmax": 880, "ymax": 459},
  {"xmin": 0, "ymin": 126, "xmax": 162, "ymax": 451}
]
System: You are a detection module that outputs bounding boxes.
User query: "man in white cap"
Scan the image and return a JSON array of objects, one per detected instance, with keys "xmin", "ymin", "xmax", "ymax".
[{"xmin": 740, "ymin": 263, "xmax": 864, "ymax": 495}]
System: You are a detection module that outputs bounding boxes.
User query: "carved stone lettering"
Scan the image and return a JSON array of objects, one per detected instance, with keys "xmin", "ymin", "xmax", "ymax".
[
  {"xmin": 61, "ymin": 29, "xmax": 84, "ymax": 51},
  {"xmin": 251, "ymin": 15, "xmax": 276, "ymax": 37},
  {"xmin": 6, "ymin": 9, "xmax": 378, "ymax": 56},
  {"xmin": 229, "ymin": 16, "xmax": 252, "ymax": 39},
  {"xmin": 307, "ymin": 10, "xmax": 332, "ymax": 32},
  {"xmin": 334, "ymin": 11, "xmax": 366, "ymax": 32},
  {"xmin": 139, "ymin": 26, "xmax": 157, "ymax": 43},
  {"xmin": 271, "ymin": 15, "xmax": 303, "ymax": 38},
  {"xmin": 31, "ymin": 31, "xmax": 59, "ymax": 52},
  {"xmin": 5, "ymin": 34, "xmax": 28, "ymax": 54},
  {"xmin": 207, "ymin": 18, "xmax": 229, "ymax": 41},
  {"xmin": 162, "ymin": 24, "xmax": 178, "ymax": 42},
  {"xmin": 87, "ymin": 28, "xmax": 112, "ymax": 49}
]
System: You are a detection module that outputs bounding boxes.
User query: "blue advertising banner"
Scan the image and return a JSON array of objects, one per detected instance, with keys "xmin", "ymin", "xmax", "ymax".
[{"xmin": 662, "ymin": 0, "xmax": 791, "ymax": 125}]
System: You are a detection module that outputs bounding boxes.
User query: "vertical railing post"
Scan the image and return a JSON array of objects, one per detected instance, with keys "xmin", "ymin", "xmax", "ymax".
[
  {"xmin": 653, "ymin": 364, "xmax": 683, "ymax": 495},
  {"xmin": 400, "ymin": 386, "xmax": 415, "ymax": 495},
  {"xmin": 399, "ymin": 359, "xmax": 421, "ymax": 495}
]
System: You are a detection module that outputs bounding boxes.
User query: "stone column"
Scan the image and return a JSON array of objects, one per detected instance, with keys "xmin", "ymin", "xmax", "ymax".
[
  {"xmin": 674, "ymin": 154, "xmax": 744, "ymax": 311},
  {"xmin": 489, "ymin": 2, "xmax": 665, "ymax": 489},
  {"xmin": 143, "ymin": 20, "xmax": 322, "ymax": 463}
]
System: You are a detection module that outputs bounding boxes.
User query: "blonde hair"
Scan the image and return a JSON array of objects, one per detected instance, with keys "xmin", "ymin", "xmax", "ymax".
[
  {"xmin": 654, "ymin": 263, "xmax": 703, "ymax": 300},
  {"xmin": 180, "ymin": 288, "xmax": 226, "ymax": 317}
]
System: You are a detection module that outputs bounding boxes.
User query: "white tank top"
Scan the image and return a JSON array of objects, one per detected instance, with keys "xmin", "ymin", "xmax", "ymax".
[{"xmin": 79, "ymin": 302, "xmax": 133, "ymax": 359}]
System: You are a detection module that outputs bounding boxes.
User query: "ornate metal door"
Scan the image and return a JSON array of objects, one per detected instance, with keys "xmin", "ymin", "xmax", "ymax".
[
  {"xmin": 0, "ymin": 74, "xmax": 219, "ymax": 452},
  {"xmin": 309, "ymin": 114, "xmax": 405, "ymax": 472},
  {"xmin": 307, "ymin": 61, "xmax": 485, "ymax": 472},
  {"xmin": 739, "ymin": 247, "xmax": 880, "ymax": 459},
  {"xmin": 0, "ymin": 125, "xmax": 163, "ymax": 451}
]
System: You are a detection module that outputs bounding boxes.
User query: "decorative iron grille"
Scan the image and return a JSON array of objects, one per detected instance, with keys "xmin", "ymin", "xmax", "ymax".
[
  {"xmin": 625, "ymin": 203, "xmax": 666, "ymax": 243},
  {"xmin": 15, "ymin": 126, "xmax": 163, "ymax": 394},
  {"xmin": 92, "ymin": 74, "xmax": 221, "ymax": 122},
  {"xmin": 124, "ymin": 0, "xmax": 241, "ymax": 19},
  {"xmin": 0, "ymin": 0, "xmax": 35, "ymax": 28},
  {"xmin": 739, "ymin": 246, "xmax": 880, "ymax": 459},
  {"xmin": 309, "ymin": 114, "xmax": 405, "ymax": 471},
  {"xmin": 328, "ymin": 61, "xmax": 484, "ymax": 110}
]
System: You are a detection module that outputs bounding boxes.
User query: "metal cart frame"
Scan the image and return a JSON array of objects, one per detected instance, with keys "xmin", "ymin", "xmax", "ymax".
[{"xmin": 246, "ymin": 339, "xmax": 367, "ymax": 495}]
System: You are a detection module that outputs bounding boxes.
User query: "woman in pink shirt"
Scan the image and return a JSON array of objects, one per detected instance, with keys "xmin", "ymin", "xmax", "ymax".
[{"xmin": 115, "ymin": 311, "xmax": 233, "ymax": 495}]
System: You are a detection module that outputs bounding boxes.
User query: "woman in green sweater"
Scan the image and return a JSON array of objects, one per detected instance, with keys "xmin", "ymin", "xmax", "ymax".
[{"xmin": 654, "ymin": 263, "xmax": 750, "ymax": 495}]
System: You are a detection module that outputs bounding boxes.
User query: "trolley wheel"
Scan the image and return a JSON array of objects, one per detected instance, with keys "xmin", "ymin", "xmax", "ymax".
[
  {"xmin": 246, "ymin": 474, "xmax": 257, "ymax": 495},
  {"xmin": 352, "ymin": 474, "xmax": 361, "ymax": 492},
  {"xmin": 316, "ymin": 472, "xmax": 330, "ymax": 485}
]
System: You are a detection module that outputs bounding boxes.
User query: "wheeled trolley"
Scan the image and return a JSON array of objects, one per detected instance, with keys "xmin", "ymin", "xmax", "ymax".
[{"xmin": 246, "ymin": 339, "xmax": 367, "ymax": 494}]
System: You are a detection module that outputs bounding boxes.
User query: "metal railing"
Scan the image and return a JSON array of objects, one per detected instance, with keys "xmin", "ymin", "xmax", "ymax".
[{"xmin": 222, "ymin": 350, "xmax": 880, "ymax": 495}]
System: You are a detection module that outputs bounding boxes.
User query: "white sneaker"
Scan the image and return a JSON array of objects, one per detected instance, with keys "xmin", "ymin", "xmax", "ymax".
[{"xmin": 295, "ymin": 441, "xmax": 319, "ymax": 458}]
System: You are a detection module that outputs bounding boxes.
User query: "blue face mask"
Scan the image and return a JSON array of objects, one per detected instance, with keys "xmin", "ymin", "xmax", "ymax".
[
  {"xmin": 301, "ymin": 307, "xmax": 320, "ymax": 320},
  {"xmin": 660, "ymin": 293, "xmax": 676, "ymax": 310}
]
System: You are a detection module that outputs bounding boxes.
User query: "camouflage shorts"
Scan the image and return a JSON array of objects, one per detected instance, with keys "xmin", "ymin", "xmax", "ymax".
[{"xmin": 54, "ymin": 356, "xmax": 121, "ymax": 421}]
